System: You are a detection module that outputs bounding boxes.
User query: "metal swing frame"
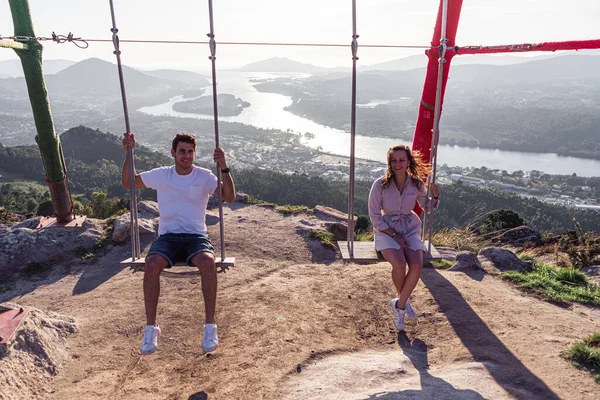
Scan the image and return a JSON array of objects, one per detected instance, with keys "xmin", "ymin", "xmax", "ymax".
[
  {"xmin": 114, "ymin": 0, "xmax": 234, "ymax": 274},
  {"xmin": 337, "ymin": 0, "xmax": 444, "ymax": 263}
]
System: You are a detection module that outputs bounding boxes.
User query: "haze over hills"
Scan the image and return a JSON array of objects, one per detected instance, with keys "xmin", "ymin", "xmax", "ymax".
[
  {"xmin": 138, "ymin": 69, "xmax": 210, "ymax": 86},
  {"xmin": 361, "ymin": 53, "xmax": 562, "ymax": 71},
  {"xmin": 236, "ymin": 52, "xmax": 594, "ymax": 74},
  {"xmin": 0, "ymin": 58, "xmax": 203, "ymax": 114},
  {"xmin": 0, "ymin": 59, "xmax": 76, "ymax": 77},
  {"xmin": 237, "ymin": 57, "xmax": 333, "ymax": 73}
]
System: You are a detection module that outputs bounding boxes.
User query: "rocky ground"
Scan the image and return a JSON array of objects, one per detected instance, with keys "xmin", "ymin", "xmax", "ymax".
[{"xmin": 1, "ymin": 202, "xmax": 599, "ymax": 400}]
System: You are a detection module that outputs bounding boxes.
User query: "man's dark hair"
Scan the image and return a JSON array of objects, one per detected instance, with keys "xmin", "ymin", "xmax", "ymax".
[{"xmin": 172, "ymin": 133, "xmax": 196, "ymax": 151}]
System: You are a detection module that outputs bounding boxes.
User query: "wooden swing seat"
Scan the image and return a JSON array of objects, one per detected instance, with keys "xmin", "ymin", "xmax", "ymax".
[
  {"xmin": 120, "ymin": 257, "xmax": 235, "ymax": 276},
  {"xmin": 337, "ymin": 240, "xmax": 441, "ymax": 263}
]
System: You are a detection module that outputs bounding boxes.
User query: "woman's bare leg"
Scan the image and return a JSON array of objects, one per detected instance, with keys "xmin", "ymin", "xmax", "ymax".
[
  {"xmin": 397, "ymin": 249, "xmax": 424, "ymax": 309},
  {"xmin": 381, "ymin": 248, "xmax": 408, "ymax": 305}
]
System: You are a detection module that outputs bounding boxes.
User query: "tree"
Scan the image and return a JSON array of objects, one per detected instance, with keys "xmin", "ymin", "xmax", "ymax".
[{"xmin": 481, "ymin": 209, "xmax": 524, "ymax": 234}]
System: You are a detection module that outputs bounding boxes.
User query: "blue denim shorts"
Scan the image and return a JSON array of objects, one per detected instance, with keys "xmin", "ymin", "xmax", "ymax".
[{"xmin": 147, "ymin": 233, "xmax": 215, "ymax": 267}]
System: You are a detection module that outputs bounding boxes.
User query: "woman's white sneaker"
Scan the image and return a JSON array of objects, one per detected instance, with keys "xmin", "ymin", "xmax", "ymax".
[
  {"xmin": 390, "ymin": 299, "xmax": 406, "ymax": 331},
  {"xmin": 202, "ymin": 324, "xmax": 219, "ymax": 352},
  {"xmin": 405, "ymin": 299, "xmax": 418, "ymax": 320},
  {"xmin": 140, "ymin": 324, "xmax": 161, "ymax": 355}
]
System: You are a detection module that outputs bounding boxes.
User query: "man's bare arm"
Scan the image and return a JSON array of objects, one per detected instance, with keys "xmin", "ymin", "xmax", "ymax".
[{"xmin": 122, "ymin": 133, "xmax": 147, "ymax": 189}]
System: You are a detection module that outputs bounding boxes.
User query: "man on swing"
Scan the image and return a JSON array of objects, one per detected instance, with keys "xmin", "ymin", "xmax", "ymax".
[{"xmin": 122, "ymin": 132, "xmax": 235, "ymax": 355}]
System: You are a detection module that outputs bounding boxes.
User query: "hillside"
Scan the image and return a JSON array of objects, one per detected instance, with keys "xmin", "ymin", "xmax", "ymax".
[
  {"xmin": 363, "ymin": 53, "xmax": 563, "ymax": 71},
  {"xmin": 0, "ymin": 58, "xmax": 75, "ymax": 77},
  {"xmin": 0, "ymin": 203, "xmax": 599, "ymax": 399},
  {"xmin": 255, "ymin": 54, "xmax": 600, "ymax": 158},
  {"xmin": 1, "ymin": 127, "xmax": 599, "ymax": 233},
  {"xmin": 0, "ymin": 58, "xmax": 203, "ymax": 120}
]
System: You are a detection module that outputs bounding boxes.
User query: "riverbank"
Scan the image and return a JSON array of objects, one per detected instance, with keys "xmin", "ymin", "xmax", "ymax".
[{"xmin": 138, "ymin": 72, "xmax": 600, "ymax": 177}]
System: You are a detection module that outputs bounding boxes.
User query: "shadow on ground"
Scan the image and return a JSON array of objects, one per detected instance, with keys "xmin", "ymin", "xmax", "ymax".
[
  {"xmin": 361, "ymin": 332, "xmax": 486, "ymax": 399},
  {"xmin": 419, "ymin": 268, "xmax": 560, "ymax": 400}
]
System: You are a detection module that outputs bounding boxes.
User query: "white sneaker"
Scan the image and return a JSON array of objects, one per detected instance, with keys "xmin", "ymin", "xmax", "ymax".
[
  {"xmin": 140, "ymin": 324, "xmax": 160, "ymax": 355},
  {"xmin": 405, "ymin": 299, "xmax": 418, "ymax": 321},
  {"xmin": 202, "ymin": 324, "xmax": 219, "ymax": 352},
  {"xmin": 390, "ymin": 299, "xmax": 406, "ymax": 331}
]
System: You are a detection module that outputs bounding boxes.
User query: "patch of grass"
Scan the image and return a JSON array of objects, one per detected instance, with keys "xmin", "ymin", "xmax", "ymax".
[
  {"xmin": 354, "ymin": 230, "xmax": 374, "ymax": 242},
  {"xmin": 432, "ymin": 227, "xmax": 487, "ymax": 253},
  {"xmin": 244, "ymin": 196, "xmax": 310, "ymax": 215},
  {"xmin": 244, "ymin": 196, "xmax": 276, "ymax": 207},
  {"xmin": 518, "ymin": 253, "xmax": 535, "ymax": 262},
  {"xmin": 503, "ymin": 262, "xmax": 600, "ymax": 306},
  {"xmin": 429, "ymin": 259, "xmax": 454, "ymax": 269},
  {"xmin": 309, "ymin": 229, "xmax": 337, "ymax": 250},
  {"xmin": 564, "ymin": 333, "xmax": 600, "ymax": 382},
  {"xmin": 274, "ymin": 204, "xmax": 311, "ymax": 215}
]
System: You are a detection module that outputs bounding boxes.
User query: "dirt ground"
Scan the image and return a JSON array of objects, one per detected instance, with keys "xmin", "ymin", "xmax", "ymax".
[{"xmin": 2, "ymin": 203, "xmax": 600, "ymax": 399}]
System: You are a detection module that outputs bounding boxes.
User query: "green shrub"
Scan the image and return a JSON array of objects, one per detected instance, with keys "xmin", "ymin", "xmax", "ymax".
[
  {"xmin": 558, "ymin": 218, "xmax": 600, "ymax": 268},
  {"xmin": 564, "ymin": 333, "xmax": 600, "ymax": 382},
  {"xmin": 309, "ymin": 230, "xmax": 336, "ymax": 250},
  {"xmin": 481, "ymin": 209, "xmax": 524, "ymax": 235},
  {"xmin": 504, "ymin": 262, "xmax": 600, "ymax": 306}
]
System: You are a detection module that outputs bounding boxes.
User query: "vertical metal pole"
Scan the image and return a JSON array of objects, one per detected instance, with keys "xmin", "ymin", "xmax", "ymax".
[
  {"xmin": 425, "ymin": 0, "xmax": 449, "ymax": 254},
  {"xmin": 109, "ymin": 0, "xmax": 140, "ymax": 259},
  {"xmin": 208, "ymin": 0, "xmax": 226, "ymax": 262},
  {"xmin": 347, "ymin": 0, "xmax": 359, "ymax": 259}
]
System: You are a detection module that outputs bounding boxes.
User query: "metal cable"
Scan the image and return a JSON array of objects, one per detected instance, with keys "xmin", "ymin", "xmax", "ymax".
[
  {"xmin": 347, "ymin": 0, "xmax": 359, "ymax": 259},
  {"xmin": 108, "ymin": 0, "xmax": 141, "ymax": 260},
  {"xmin": 207, "ymin": 0, "xmax": 226, "ymax": 263},
  {"xmin": 0, "ymin": 34, "xmax": 431, "ymax": 49},
  {"xmin": 425, "ymin": 0, "xmax": 449, "ymax": 254}
]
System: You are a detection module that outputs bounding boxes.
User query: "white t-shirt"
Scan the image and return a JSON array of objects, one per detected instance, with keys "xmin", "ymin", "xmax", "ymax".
[{"xmin": 140, "ymin": 165, "xmax": 218, "ymax": 235}]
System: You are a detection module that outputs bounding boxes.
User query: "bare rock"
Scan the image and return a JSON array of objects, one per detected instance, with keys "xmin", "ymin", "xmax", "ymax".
[
  {"xmin": 236, "ymin": 192, "xmax": 250, "ymax": 203},
  {"xmin": 478, "ymin": 247, "xmax": 532, "ymax": 274},
  {"xmin": 206, "ymin": 214, "xmax": 220, "ymax": 226},
  {"xmin": 491, "ymin": 226, "xmax": 542, "ymax": 247},
  {"xmin": 207, "ymin": 195, "xmax": 220, "ymax": 210},
  {"xmin": 325, "ymin": 221, "xmax": 349, "ymax": 241},
  {"xmin": 581, "ymin": 265, "xmax": 600, "ymax": 286},
  {"xmin": 449, "ymin": 251, "xmax": 481, "ymax": 271},
  {"xmin": 435, "ymin": 246, "xmax": 461, "ymax": 261},
  {"xmin": 0, "ymin": 219, "xmax": 105, "ymax": 282},
  {"xmin": 208, "ymin": 193, "xmax": 242, "ymax": 209},
  {"xmin": 314, "ymin": 205, "xmax": 357, "ymax": 224},
  {"xmin": 112, "ymin": 212, "xmax": 157, "ymax": 243},
  {"xmin": 138, "ymin": 200, "xmax": 160, "ymax": 218}
]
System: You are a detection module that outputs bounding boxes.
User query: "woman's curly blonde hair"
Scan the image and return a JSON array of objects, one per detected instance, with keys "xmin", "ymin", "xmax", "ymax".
[{"xmin": 381, "ymin": 144, "xmax": 431, "ymax": 190}]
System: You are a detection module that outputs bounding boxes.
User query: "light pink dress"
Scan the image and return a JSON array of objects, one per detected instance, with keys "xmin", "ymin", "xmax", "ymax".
[{"xmin": 368, "ymin": 173, "xmax": 435, "ymax": 252}]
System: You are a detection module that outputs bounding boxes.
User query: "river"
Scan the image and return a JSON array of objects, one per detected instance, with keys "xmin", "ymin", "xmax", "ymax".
[{"xmin": 139, "ymin": 71, "xmax": 600, "ymax": 177}]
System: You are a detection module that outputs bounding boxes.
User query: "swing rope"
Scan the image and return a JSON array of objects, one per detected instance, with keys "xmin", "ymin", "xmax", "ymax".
[
  {"xmin": 207, "ymin": 0, "xmax": 228, "ymax": 264},
  {"xmin": 108, "ymin": 0, "xmax": 141, "ymax": 261},
  {"xmin": 346, "ymin": 0, "xmax": 359, "ymax": 258},
  {"xmin": 421, "ymin": 0, "xmax": 449, "ymax": 253}
]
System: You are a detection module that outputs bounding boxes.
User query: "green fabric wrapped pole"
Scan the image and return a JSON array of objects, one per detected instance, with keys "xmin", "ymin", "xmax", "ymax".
[{"xmin": 8, "ymin": 0, "xmax": 74, "ymax": 222}]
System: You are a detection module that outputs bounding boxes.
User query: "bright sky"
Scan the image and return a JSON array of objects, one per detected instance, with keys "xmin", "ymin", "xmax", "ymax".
[{"xmin": 1, "ymin": 0, "xmax": 599, "ymax": 71}]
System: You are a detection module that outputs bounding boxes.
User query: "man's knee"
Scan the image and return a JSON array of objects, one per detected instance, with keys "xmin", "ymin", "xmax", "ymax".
[
  {"xmin": 192, "ymin": 252, "xmax": 215, "ymax": 272},
  {"xmin": 145, "ymin": 255, "xmax": 167, "ymax": 275}
]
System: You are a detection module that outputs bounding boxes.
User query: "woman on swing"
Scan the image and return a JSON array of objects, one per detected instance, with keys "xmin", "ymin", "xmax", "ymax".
[{"xmin": 368, "ymin": 144, "xmax": 440, "ymax": 331}]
